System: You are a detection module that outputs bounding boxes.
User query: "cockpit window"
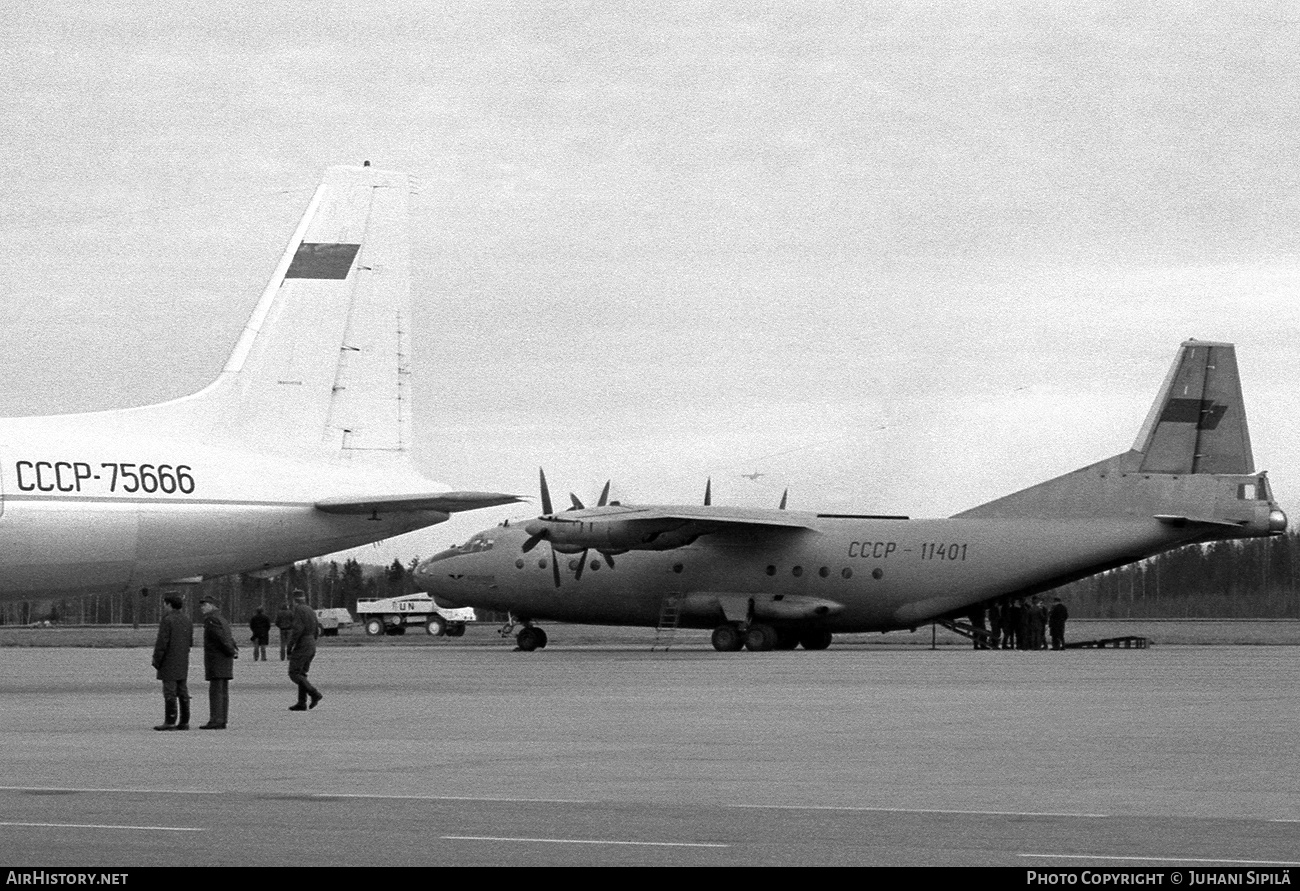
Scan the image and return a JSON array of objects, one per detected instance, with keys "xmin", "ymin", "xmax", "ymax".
[{"xmin": 459, "ymin": 533, "xmax": 494, "ymax": 553}]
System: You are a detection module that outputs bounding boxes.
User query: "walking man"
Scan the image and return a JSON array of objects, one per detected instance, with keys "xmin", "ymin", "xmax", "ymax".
[
  {"xmin": 152, "ymin": 593, "xmax": 192, "ymax": 731},
  {"xmin": 287, "ymin": 589, "xmax": 323, "ymax": 711},
  {"xmin": 199, "ymin": 595, "xmax": 238, "ymax": 730},
  {"xmin": 249, "ymin": 607, "xmax": 271, "ymax": 662}
]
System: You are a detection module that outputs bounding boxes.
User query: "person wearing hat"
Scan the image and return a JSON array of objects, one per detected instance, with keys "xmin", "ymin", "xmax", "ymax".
[
  {"xmin": 151, "ymin": 593, "xmax": 193, "ymax": 731},
  {"xmin": 198, "ymin": 594, "xmax": 239, "ymax": 729},
  {"xmin": 286, "ymin": 589, "xmax": 323, "ymax": 711}
]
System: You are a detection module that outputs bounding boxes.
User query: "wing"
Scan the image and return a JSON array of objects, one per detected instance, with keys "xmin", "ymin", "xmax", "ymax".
[{"xmin": 315, "ymin": 491, "xmax": 522, "ymax": 516}]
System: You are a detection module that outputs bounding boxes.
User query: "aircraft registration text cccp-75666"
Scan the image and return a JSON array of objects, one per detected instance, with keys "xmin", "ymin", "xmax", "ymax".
[{"xmin": 13, "ymin": 460, "xmax": 197, "ymax": 495}]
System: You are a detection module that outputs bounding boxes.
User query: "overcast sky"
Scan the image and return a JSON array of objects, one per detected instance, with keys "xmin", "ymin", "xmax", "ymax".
[{"xmin": 3, "ymin": 2, "xmax": 1300, "ymax": 563}]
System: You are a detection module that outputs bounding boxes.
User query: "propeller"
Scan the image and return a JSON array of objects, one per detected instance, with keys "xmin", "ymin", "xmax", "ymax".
[{"xmin": 521, "ymin": 468, "xmax": 617, "ymax": 587}]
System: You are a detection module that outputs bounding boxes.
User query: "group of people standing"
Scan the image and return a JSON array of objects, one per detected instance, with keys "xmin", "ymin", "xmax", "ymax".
[
  {"xmin": 150, "ymin": 589, "xmax": 323, "ymax": 731},
  {"xmin": 970, "ymin": 596, "xmax": 1069, "ymax": 650}
]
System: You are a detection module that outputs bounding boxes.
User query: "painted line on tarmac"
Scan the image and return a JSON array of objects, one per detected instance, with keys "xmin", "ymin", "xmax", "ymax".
[
  {"xmin": 443, "ymin": 835, "xmax": 728, "ymax": 848},
  {"xmin": 1023, "ymin": 853, "xmax": 1300, "ymax": 866},
  {"xmin": 0, "ymin": 786, "xmax": 588, "ymax": 804},
  {"xmin": 731, "ymin": 803, "xmax": 1110, "ymax": 819},
  {"xmin": 0, "ymin": 821, "xmax": 202, "ymax": 832},
  {"xmin": 321, "ymin": 793, "xmax": 592, "ymax": 804},
  {"xmin": 0, "ymin": 785, "xmax": 223, "ymax": 796}
]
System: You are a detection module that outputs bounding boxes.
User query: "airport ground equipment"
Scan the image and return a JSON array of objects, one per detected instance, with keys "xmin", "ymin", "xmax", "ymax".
[
  {"xmin": 356, "ymin": 593, "xmax": 475, "ymax": 637},
  {"xmin": 314, "ymin": 608, "xmax": 354, "ymax": 636}
]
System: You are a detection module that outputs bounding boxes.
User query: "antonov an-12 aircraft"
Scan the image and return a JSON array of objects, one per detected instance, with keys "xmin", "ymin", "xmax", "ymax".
[
  {"xmin": 415, "ymin": 341, "xmax": 1286, "ymax": 652},
  {"xmin": 0, "ymin": 164, "xmax": 518, "ymax": 603}
]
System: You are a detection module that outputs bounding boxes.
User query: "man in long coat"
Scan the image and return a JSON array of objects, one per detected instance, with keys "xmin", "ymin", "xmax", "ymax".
[
  {"xmin": 1049, "ymin": 597, "xmax": 1070, "ymax": 650},
  {"xmin": 249, "ymin": 607, "xmax": 271, "ymax": 662},
  {"xmin": 199, "ymin": 595, "xmax": 238, "ymax": 729},
  {"xmin": 152, "ymin": 593, "xmax": 193, "ymax": 731},
  {"xmin": 286, "ymin": 589, "xmax": 323, "ymax": 711}
]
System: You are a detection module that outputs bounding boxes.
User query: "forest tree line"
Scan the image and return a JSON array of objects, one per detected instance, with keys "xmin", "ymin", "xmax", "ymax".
[
  {"xmin": 1058, "ymin": 531, "xmax": 1300, "ymax": 618},
  {"xmin": 0, "ymin": 557, "xmax": 418, "ymax": 627}
]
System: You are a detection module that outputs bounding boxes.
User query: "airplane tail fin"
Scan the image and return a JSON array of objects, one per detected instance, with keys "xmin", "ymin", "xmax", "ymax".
[
  {"xmin": 1131, "ymin": 340, "xmax": 1253, "ymax": 475},
  {"xmin": 955, "ymin": 341, "xmax": 1284, "ymax": 536},
  {"xmin": 122, "ymin": 164, "xmax": 415, "ymax": 464}
]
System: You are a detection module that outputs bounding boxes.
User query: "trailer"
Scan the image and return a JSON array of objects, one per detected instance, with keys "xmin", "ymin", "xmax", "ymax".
[
  {"xmin": 355, "ymin": 593, "xmax": 475, "ymax": 637},
  {"xmin": 314, "ymin": 607, "xmax": 354, "ymax": 637}
]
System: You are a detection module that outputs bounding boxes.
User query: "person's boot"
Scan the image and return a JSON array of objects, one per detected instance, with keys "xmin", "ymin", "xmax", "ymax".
[
  {"xmin": 200, "ymin": 682, "xmax": 226, "ymax": 728},
  {"xmin": 176, "ymin": 698, "xmax": 190, "ymax": 731},
  {"xmin": 153, "ymin": 699, "xmax": 177, "ymax": 731}
]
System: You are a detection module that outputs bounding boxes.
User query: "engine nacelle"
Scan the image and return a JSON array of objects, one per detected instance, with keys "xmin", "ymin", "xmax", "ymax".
[{"xmin": 524, "ymin": 517, "xmax": 700, "ymax": 552}]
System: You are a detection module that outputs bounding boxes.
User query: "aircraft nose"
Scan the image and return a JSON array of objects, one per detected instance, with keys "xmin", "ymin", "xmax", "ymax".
[
  {"xmin": 1269, "ymin": 507, "xmax": 1288, "ymax": 534},
  {"xmin": 412, "ymin": 551, "xmax": 455, "ymax": 587}
]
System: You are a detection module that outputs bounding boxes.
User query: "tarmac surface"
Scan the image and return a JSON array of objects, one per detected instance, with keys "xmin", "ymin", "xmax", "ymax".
[{"xmin": 1, "ymin": 638, "xmax": 1298, "ymax": 867}]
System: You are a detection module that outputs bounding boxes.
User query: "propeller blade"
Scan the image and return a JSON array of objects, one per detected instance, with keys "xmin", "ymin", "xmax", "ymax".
[
  {"xmin": 550, "ymin": 544, "xmax": 561, "ymax": 588},
  {"xmin": 569, "ymin": 493, "xmax": 585, "ymax": 510},
  {"xmin": 539, "ymin": 467, "xmax": 553, "ymax": 516},
  {"xmin": 521, "ymin": 533, "xmax": 545, "ymax": 553},
  {"xmin": 574, "ymin": 548, "xmax": 590, "ymax": 581},
  {"xmin": 597, "ymin": 481, "xmax": 611, "ymax": 507},
  {"xmin": 704, "ymin": 478, "xmax": 712, "ymax": 506},
  {"xmin": 779, "ymin": 489, "xmax": 788, "ymax": 510},
  {"xmin": 600, "ymin": 551, "xmax": 615, "ymax": 569}
]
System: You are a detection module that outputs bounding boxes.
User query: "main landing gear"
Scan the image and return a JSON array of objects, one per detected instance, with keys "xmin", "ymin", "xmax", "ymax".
[{"xmin": 711, "ymin": 623, "xmax": 832, "ymax": 652}]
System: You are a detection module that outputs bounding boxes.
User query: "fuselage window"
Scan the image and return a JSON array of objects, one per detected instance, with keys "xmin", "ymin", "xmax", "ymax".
[{"xmin": 792, "ymin": 566, "xmax": 803, "ymax": 578}]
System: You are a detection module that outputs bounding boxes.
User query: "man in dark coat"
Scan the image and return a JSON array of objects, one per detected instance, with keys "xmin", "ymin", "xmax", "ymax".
[
  {"xmin": 249, "ymin": 608, "xmax": 271, "ymax": 662},
  {"xmin": 152, "ymin": 593, "xmax": 193, "ymax": 731},
  {"xmin": 274, "ymin": 602, "xmax": 294, "ymax": 661},
  {"xmin": 199, "ymin": 594, "xmax": 238, "ymax": 730},
  {"xmin": 286, "ymin": 589, "xmax": 323, "ymax": 711},
  {"xmin": 1049, "ymin": 597, "xmax": 1070, "ymax": 650}
]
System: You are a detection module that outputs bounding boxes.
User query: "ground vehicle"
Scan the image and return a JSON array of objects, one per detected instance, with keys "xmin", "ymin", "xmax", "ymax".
[
  {"xmin": 355, "ymin": 594, "xmax": 475, "ymax": 637},
  {"xmin": 314, "ymin": 607, "xmax": 354, "ymax": 637}
]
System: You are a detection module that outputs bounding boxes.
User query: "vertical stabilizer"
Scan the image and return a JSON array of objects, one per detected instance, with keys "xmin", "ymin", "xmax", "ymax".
[
  {"xmin": 120, "ymin": 165, "xmax": 414, "ymax": 463},
  {"xmin": 1133, "ymin": 340, "xmax": 1253, "ymax": 474}
]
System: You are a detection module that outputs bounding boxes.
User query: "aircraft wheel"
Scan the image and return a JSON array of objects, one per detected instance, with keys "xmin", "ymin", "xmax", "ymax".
[
  {"xmin": 425, "ymin": 615, "xmax": 447, "ymax": 637},
  {"xmin": 447, "ymin": 623, "xmax": 466, "ymax": 637},
  {"xmin": 364, "ymin": 619, "xmax": 385, "ymax": 637},
  {"xmin": 773, "ymin": 628, "xmax": 799, "ymax": 650},
  {"xmin": 517, "ymin": 627, "xmax": 544, "ymax": 652},
  {"xmin": 745, "ymin": 623, "xmax": 777, "ymax": 652},
  {"xmin": 711, "ymin": 625, "xmax": 744, "ymax": 652},
  {"xmin": 799, "ymin": 630, "xmax": 833, "ymax": 650},
  {"xmin": 534, "ymin": 627, "xmax": 548, "ymax": 649},
  {"xmin": 386, "ymin": 625, "xmax": 407, "ymax": 636}
]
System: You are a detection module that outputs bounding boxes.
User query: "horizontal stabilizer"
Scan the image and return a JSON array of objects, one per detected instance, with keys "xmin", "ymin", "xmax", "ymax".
[
  {"xmin": 315, "ymin": 491, "xmax": 522, "ymax": 515},
  {"xmin": 1154, "ymin": 514, "xmax": 1247, "ymax": 529}
]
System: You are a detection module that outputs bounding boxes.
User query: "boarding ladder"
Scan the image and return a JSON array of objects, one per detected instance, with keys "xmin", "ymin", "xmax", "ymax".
[
  {"xmin": 936, "ymin": 619, "xmax": 999, "ymax": 649},
  {"xmin": 652, "ymin": 594, "xmax": 683, "ymax": 651}
]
